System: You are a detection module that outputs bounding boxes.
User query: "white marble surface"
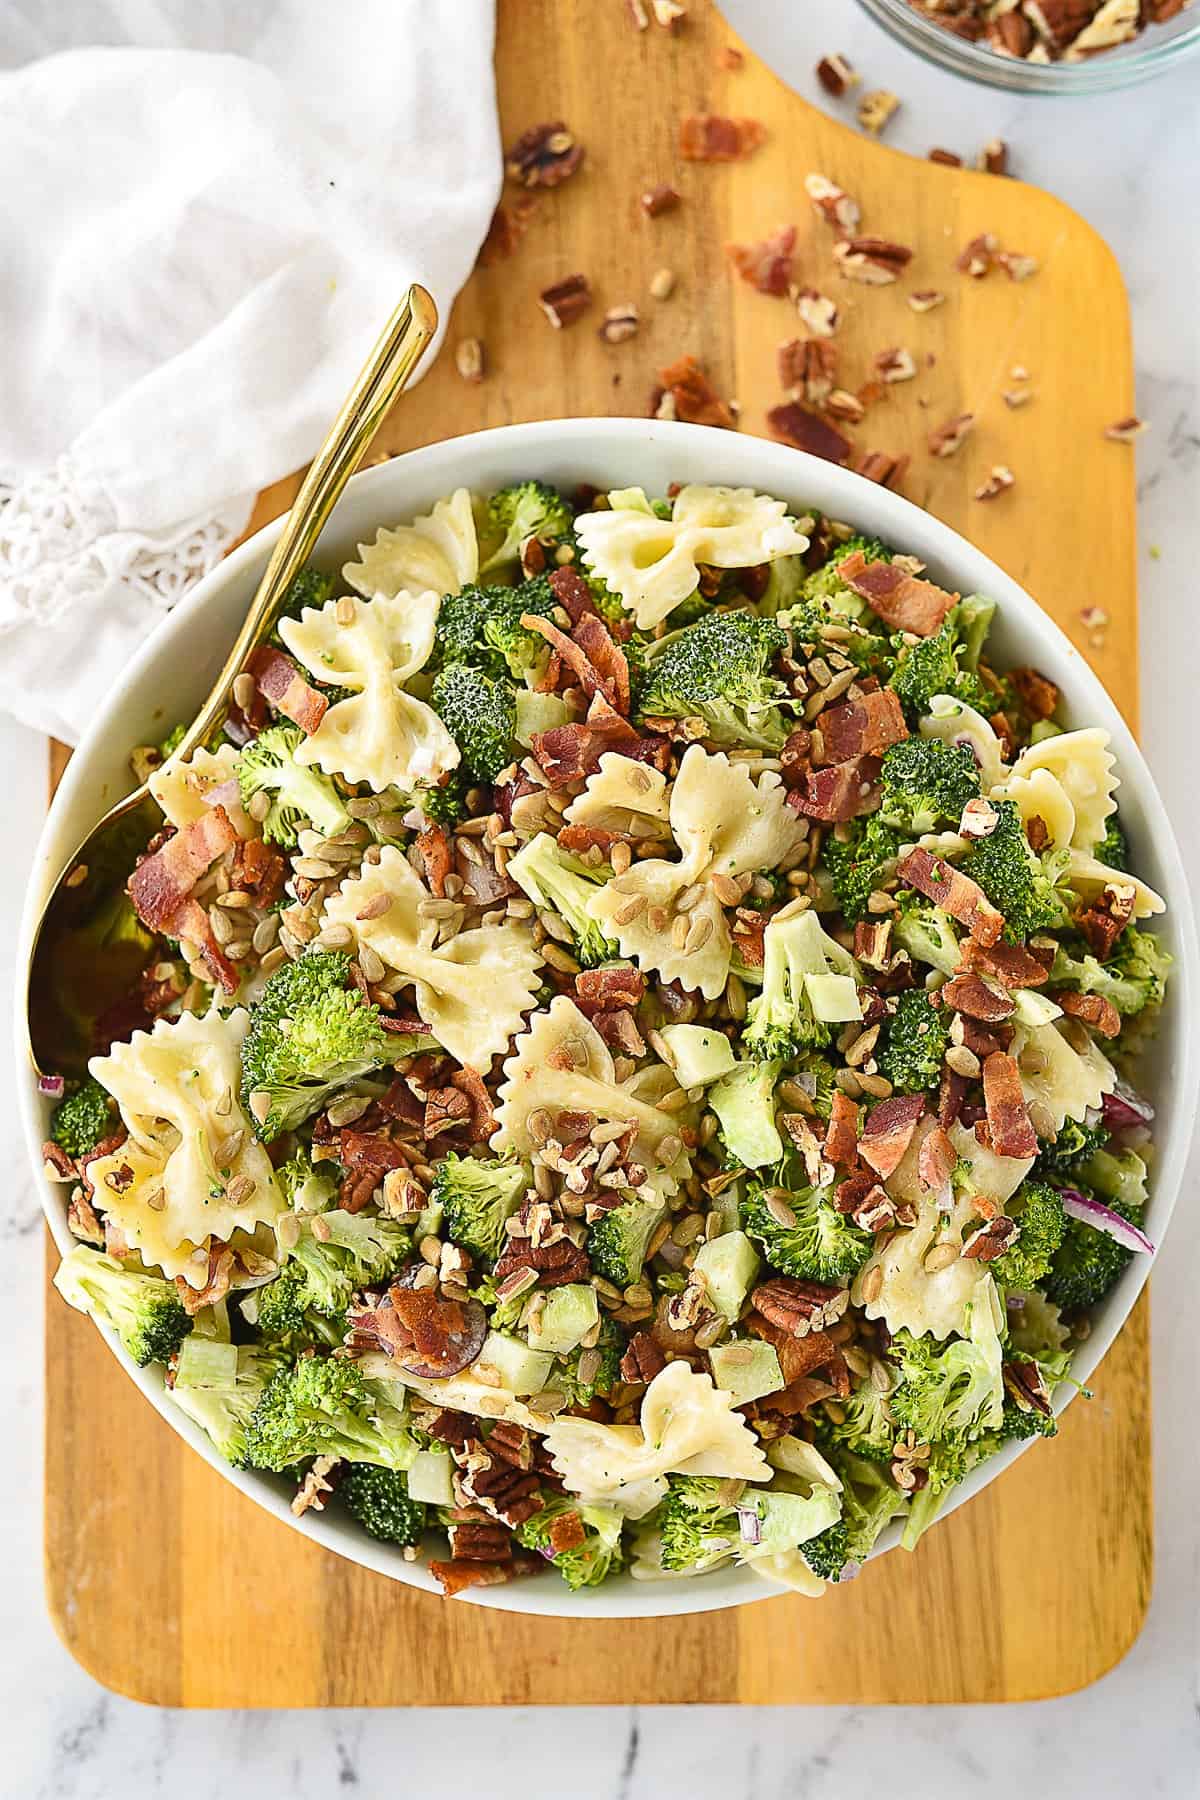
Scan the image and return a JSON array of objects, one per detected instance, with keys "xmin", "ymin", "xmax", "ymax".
[{"xmin": 2, "ymin": 3, "xmax": 1198, "ymax": 1793}]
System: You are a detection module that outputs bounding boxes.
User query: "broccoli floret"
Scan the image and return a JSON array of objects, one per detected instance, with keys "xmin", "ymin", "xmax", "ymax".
[
  {"xmin": 286, "ymin": 1211, "xmax": 412, "ymax": 1315},
  {"xmin": 742, "ymin": 1183, "xmax": 872, "ymax": 1286},
  {"xmin": 53, "ymin": 1245, "xmax": 192, "ymax": 1367},
  {"xmin": 159, "ymin": 722, "xmax": 187, "ymax": 758},
  {"xmin": 434, "ymin": 576, "xmax": 560, "ymax": 682},
  {"xmin": 506, "ymin": 832, "xmax": 617, "ymax": 968},
  {"xmin": 742, "ymin": 907, "xmax": 858, "ymax": 1058},
  {"xmin": 418, "ymin": 770, "xmax": 469, "ymax": 825},
  {"xmin": 430, "ymin": 661, "xmax": 516, "ymax": 783},
  {"xmin": 434, "ymin": 584, "xmax": 507, "ymax": 677},
  {"xmin": 823, "ymin": 815, "xmax": 904, "ymax": 925},
  {"xmin": 825, "ymin": 1448, "xmax": 908, "ymax": 1565},
  {"xmin": 1035, "ymin": 1116, "xmax": 1110, "ymax": 1176},
  {"xmin": 275, "ymin": 1142, "xmax": 340, "ymax": 1212},
  {"xmin": 812, "ymin": 1375, "xmax": 898, "ymax": 1464},
  {"xmin": 431, "ymin": 1151, "xmax": 528, "ymax": 1267},
  {"xmin": 517, "ymin": 1495, "xmax": 625, "ymax": 1589},
  {"xmin": 273, "ymin": 565, "xmax": 338, "ymax": 632},
  {"xmin": 708, "ymin": 1060, "xmax": 785, "ymax": 1169},
  {"xmin": 887, "ymin": 602, "xmax": 994, "ymax": 722},
  {"xmin": 50, "ymin": 1076, "xmax": 116, "ymax": 1159},
  {"xmin": 963, "ymin": 799, "xmax": 1067, "ymax": 940},
  {"xmin": 878, "ymin": 989, "xmax": 949, "ymax": 1095},
  {"xmin": 801, "ymin": 1519, "xmax": 851, "ymax": 1582},
  {"xmin": 888, "ymin": 1316, "xmax": 1004, "ymax": 1448},
  {"xmin": 1096, "ymin": 814, "xmax": 1129, "ymax": 871},
  {"xmin": 989, "ymin": 1179, "xmax": 1065, "ymax": 1289},
  {"xmin": 1044, "ymin": 1199, "xmax": 1141, "ymax": 1312},
  {"xmin": 555, "ymin": 1321, "xmax": 624, "ymax": 1406},
  {"xmin": 635, "ymin": 611, "xmax": 793, "ymax": 749},
  {"xmin": 891, "ymin": 891, "xmax": 962, "ymax": 977},
  {"xmin": 878, "ymin": 737, "xmax": 980, "ymax": 835},
  {"xmin": 341, "ymin": 1463, "xmax": 426, "ymax": 1545},
  {"xmin": 240, "ymin": 951, "xmax": 399, "ymax": 1141},
  {"xmin": 480, "ymin": 481, "xmax": 573, "ymax": 575},
  {"xmin": 243, "ymin": 1353, "xmax": 418, "ymax": 1473},
  {"xmin": 1049, "ymin": 927, "xmax": 1171, "ymax": 1017},
  {"xmin": 655, "ymin": 1475, "xmax": 742, "ymax": 1574},
  {"xmin": 588, "ymin": 1196, "xmax": 667, "ymax": 1288},
  {"xmin": 251, "ymin": 1262, "xmax": 317, "ymax": 1341},
  {"xmin": 172, "ymin": 1342, "xmax": 287, "ymax": 1467},
  {"xmin": 235, "ymin": 724, "xmax": 351, "ymax": 849}
]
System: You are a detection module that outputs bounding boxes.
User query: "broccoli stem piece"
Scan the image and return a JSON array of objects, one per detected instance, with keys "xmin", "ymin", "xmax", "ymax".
[
  {"xmin": 53, "ymin": 1245, "xmax": 193, "ymax": 1366},
  {"xmin": 891, "ymin": 893, "xmax": 962, "ymax": 977},
  {"xmin": 235, "ymin": 724, "xmax": 350, "ymax": 849},
  {"xmin": 742, "ymin": 908, "xmax": 860, "ymax": 1059},
  {"xmin": 507, "ymin": 832, "xmax": 617, "ymax": 967}
]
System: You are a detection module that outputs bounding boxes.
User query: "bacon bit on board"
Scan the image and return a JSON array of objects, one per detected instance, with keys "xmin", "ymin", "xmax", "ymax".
[
  {"xmin": 839, "ymin": 559, "xmax": 958, "ymax": 637},
  {"xmin": 245, "ymin": 645, "xmax": 329, "ymax": 735},
  {"xmin": 767, "ymin": 403, "xmax": 851, "ymax": 465},
  {"xmin": 982, "ymin": 1051, "xmax": 1037, "ymax": 1159},
  {"xmin": 896, "ymin": 847, "xmax": 1005, "ymax": 947},
  {"xmin": 725, "ymin": 225, "xmax": 797, "ymax": 296},
  {"xmin": 656, "ymin": 354, "xmax": 736, "ymax": 428},
  {"xmin": 679, "ymin": 114, "xmax": 767, "ymax": 161},
  {"xmin": 858, "ymin": 1093, "xmax": 926, "ymax": 1179}
]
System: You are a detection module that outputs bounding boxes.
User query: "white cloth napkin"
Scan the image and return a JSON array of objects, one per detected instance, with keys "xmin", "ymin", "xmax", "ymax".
[{"xmin": 0, "ymin": 0, "xmax": 501, "ymax": 743}]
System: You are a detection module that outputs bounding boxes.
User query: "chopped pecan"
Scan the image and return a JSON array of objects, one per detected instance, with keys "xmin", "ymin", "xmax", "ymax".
[
  {"xmin": 506, "ymin": 121, "xmax": 584, "ymax": 188},
  {"xmin": 962, "ymin": 1214, "xmax": 1018, "ymax": 1262},
  {"xmin": 940, "ymin": 971, "xmax": 1017, "ymax": 1023},
  {"xmin": 446, "ymin": 1516, "xmax": 514, "ymax": 1561},
  {"xmin": 908, "ymin": 289, "xmax": 947, "ymax": 313},
  {"xmin": 804, "ymin": 173, "xmax": 860, "ymax": 233},
  {"xmin": 928, "ymin": 147, "xmax": 963, "ymax": 167},
  {"xmin": 590, "ymin": 1008, "xmax": 646, "ymax": 1057},
  {"xmin": 1104, "ymin": 416, "xmax": 1147, "ymax": 444},
  {"xmin": 816, "ymin": 53, "xmax": 858, "ymax": 96},
  {"xmin": 727, "ymin": 224, "xmax": 797, "ymax": 296},
  {"xmin": 796, "ymin": 288, "xmax": 839, "ymax": 338},
  {"xmin": 1076, "ymin": 885, "xmax": 1135, "ymax": 959},
  {"xmin": 748, "ymin": 1310, "xmax": 843, "ymax": 1384},
  {"xmin": 641, "ymin": 182, "xmax": 681, "ymax": 217},
  {"xmin": 859, "ymin": 1094, "xmax": 926, "ymax": 1180},
  {"xmin": 679, "ymin": 114, "xmax": 766, "ymax": 161},
  {"xmin": 428, "ymin": 1409, "xmax": 476, "ymax": 1448},
  {"xmin": 974, "ymin": 465, "xmax": 1015, "ymax": 501},
  {"xmin": 956, "ymin": 233, "xmax": 998, "ymax": 278},
  {"xmin": 779, "ymin": 337, "xmax": 837, "ymax": 406},
  {"xmin": 979, "ymin": 138, "xmax": 1009, "ymax": 175},
  {"xmin": 1053, "ymin": 989, "xmax": 1121, "ymax": 1038},
  {"xmin": 539, "ymin": 274, "xmax": 593, "ymax": 328},
  {"xmin": 752, "ymin": 1276, "xmax": 849, "ymax": 1338},
  {"xmin": 1003, "ymin": 1358, "xmax": 1053, "ymax": 1417},
  {"xmin": 875, "ymin": 346, "xmax": 917, "ymax": 383},
  {"xmin": 833, "ymin": 237, "xmax": 912, "ymax": 285},
  {"xmin": 621, "ymin": 1330, "xmax": 667, "ymax": 1384},
  {"xmin": 67, "ymin": 1190, "xmax": 106, "ymax": 1245},
  {"xmin": 599, "ymin": 303, "xmax": 640, "ymax": 345},
  {"xmin": 850, "ymin": 449, "xmax": 910, "ymax": 490},
  {"xmin": 576, "ymin": 964, "xmax": 645, "ymax": 1008},
  {"xmin": 494, "ymin": 1226, "xmax": 590, "ymax": 1290},
  {"xmin": 928, "ymin": 412, "xmax": 976, "ymax": 457},
  {"xmin": 176, "ymin": 1246, "xmax": 235, "ymax": 1317}
]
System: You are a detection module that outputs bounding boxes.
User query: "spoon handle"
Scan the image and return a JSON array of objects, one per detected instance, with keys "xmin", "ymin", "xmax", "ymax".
[{"xmin": 176, "ymin": 282, "xmax": 439, "ymax": 758}]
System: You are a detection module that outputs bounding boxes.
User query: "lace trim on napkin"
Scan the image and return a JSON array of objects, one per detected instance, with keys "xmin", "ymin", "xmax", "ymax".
[{"xmin": 0, "ymin": 456, "xmax": 245, "ymax": 632}]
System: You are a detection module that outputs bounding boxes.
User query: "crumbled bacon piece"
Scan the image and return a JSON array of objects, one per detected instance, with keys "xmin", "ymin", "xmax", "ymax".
[
  {"xmin": 1075, "ymin": 885, "xmax": 1135, "ymax": 959},
  {"xmin": 858, "ymin": 1094, "xmax": 926, "ymax": 1180},
  {"xmin": 956, "ymin": 937, "xmax": 1049, "ymax": 989},
  {"xmin": 415, "ymin": 823, "xmax": 453, "ymax": 897},
  {"xmin": 788, "ymin": 755, "xmax": 882, "ymax": 823},
  {"xmin": 656, "ymin": 354, "xmax": 736, "ymax": 428},
  {"xmin": 229, "ymin": 837, "xmax": 287, "ymax": 908},
  {"xmin": 767, "ymin": 403, "xmax": 851, "ymax": 465},
  {"xmin": 1054, "ymin": 989, "xmax": 1121, "ymax": 1038},
  {"xmin": 353, "ymin": 1285, "xmax": 489, "ymax": 1379},
  {"xmin": 547, "ymin": 564, "xmax": 600, "ymax": 626},
  {"xmin": 679, "ymin": 114, "xmax": 767, "ymax": 161},
  {"xmin": 575, "ymin": 964, "xmax": 646, "ymax": 1008},
  {"xmin": 940, "ymin": 971, "xmax": 1017, "ymax": 1023},
  {"xmin": 824, "ymin": 1092, "xmax": 861, "ymax": 1170},
  {"xmin": 1007, "ymin": 666, "xmax": 1061, "ymax": 721},
  {"xmin": 430, "ymin": 1551, "xmax": 542, "ymax": 1597},
  {"xmin": 726, "ymin": 225, "xmax": 796, "ymax": 296},
  {"xmin": 245, "ymin": 645, "xmax": 329, "ymax": 735},
  {"xmin": 850, "ymin": 449, "xmax": 910, "ymax": 490},
  {"xmin": 779, "ymin": 725, "xmax": 813, "ymax": 784},
  {"xmin": 816, "ymin": 689, "xmax": 909, "ymax": 763},
  {"xmin": 163, "ymin": 897, "xmax": 240, "ymax": 996},
  {"xmin": 896, "ymin": 847, "xmax": 1004, "ymax": 946},
  {"xmin": 938, "ymin": 1065, "xmax": 969, "ymax": 1130},
  {"xmin": 839, "ymin": 560, "xmax": 958, "ymax": 637},
  {"xmin": 918, "ymin": 1123, "xmax": 958, "ymax": 1196},
  {"xmin": 530, "ymin": 694, "xmax": 662, "ymax": 787},
  {"xmin": 127, "ymin": 807, "xmax": 237, "ymax": 932},
  {"xmin": 730, "ymin": 911, "xmax": 766, "ymax": 969},
  {"xmin": 982, "ymin": 1051, "xmax": 1037, "ymax": 1159},
  {"xmin": 590, "ymin": 1008, "xmax": 646, "ymax": 1056},
  {"xmin": 523, "ymin": 612, "xmax": 629, "ymax": 715}
]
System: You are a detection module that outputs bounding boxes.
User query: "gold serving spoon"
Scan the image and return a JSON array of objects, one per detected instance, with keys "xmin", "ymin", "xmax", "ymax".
[{"xmin": 26, "ymin": 283, "xmax": 439, "ymax": 1077}]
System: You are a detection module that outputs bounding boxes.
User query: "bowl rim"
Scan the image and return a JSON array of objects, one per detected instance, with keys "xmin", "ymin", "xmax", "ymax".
[{"xmin": 18, "ymin": 415, "xmax": 1198, "ymax": 1619}]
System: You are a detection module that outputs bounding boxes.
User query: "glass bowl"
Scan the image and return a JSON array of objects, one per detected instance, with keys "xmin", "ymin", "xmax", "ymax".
[{"xmin": 856, "ymin": 0, "xmax": 1200, "ymax": 91}]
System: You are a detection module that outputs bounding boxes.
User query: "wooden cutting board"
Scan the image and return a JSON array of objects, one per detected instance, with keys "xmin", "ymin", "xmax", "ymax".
[{"xmin": 44, "ymin": 0, "xmax": 1149, "ymax": 1705}]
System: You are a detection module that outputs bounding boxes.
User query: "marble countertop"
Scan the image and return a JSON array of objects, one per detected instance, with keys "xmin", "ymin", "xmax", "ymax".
[{"xmin": 2, "ymin": 4, "xmax": 1197, "ymax": 1793}]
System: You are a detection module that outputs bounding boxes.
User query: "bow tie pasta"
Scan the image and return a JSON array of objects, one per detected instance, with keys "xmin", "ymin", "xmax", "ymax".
[
  {"xmin": 587, "ymin": 745, "xmax": 807, "ymax": 997},
  {"xmin": 563, "ymin": 753, "xmax": 671, "ymax": 839},
  {"xmin": 575, "ymin": 485, "xmax": 809, "ymax": 630},
  {"xmin": 279, "ymin": 589, "xmax": 459, "ymax": 792},
  {"xmin": 1004, "ymin": 729, "xmax": 1117, "ymax": 853},
  {"xmin": 342, "ymin": 487, "xmax": 478, "ymax": 601},
  {"xmin": 86, "ymin": 1008, "xmax": 285, "ymax": 1285},
  {"xmin": 322, "ymin": 846, "xmax": 542, "ymax": 1069},
  {"xmin": 150, "ymin": 743, "xmax": 255, "ymax": 837}
]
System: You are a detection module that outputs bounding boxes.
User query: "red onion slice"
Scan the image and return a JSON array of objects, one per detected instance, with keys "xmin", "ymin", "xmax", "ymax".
[
  {"xmin": 203, "ymin": 777, "xmax": 243, "ymax": 813},
  {"xmin": 38, "ymin": 1074, "xmax": 66, "ymax": 1100},
  {"xmin": 736, "ymin": 1504, "xmax": 763, "ymax": 1546},
  {"xmin": 1102, "ymin": 1079, "xmax": 1155, "ymax": 1134},
  {"xmin": 1060, "ymin": 1188, "xmax": 1156, "ymax": 1256}
]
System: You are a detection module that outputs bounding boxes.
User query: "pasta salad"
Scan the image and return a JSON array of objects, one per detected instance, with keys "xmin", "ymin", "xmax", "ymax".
[{"xmin": 45, "ymin": 476, "xmax": 1168, "ymax": 1599}]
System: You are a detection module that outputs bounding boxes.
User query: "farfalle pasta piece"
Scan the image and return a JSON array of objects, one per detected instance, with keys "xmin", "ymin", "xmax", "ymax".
[
  {"xmin": 87, "ymin": 1008, "xmax": 284, "ymax": 1285},
  {"xmin": 563, "ymin": 753, "xmax": 671, "ymax": 839},
  {"xmin": 998, "ymin": 765, "xmax": 1077, "ymax": 854},
  {"xmin": 1065, "ymin": 850, "xmax": 1165, "ymax": 920},
  {"xmin": 492, "ymin": 996, "xmax": 690, "ymax": 1191},
  {"xmin": 279, "ymin": 590, "xmax": 459, "ymax": 792},
  {"xmin": 920, "ymin": 694, "xmax": 1010, "ymax": 792},
  {"xmin": 587, "ymin": 746, "xmax": 807, "ymax": 999},
  {"xmin": 852, "ymin": 1191, "xmax": 1005, "ymax": 1343},
  {"xmin": 1007, "ymin": 729, "xmax": 1117, "ymax": 852},
  {"xmin": 542, "ymin": 1361, "xmax": 770, "ymax": 1516},
  {"xmin": 150, "ymin": 744, "xmax": 255, "ymax": 837},
  {"xmin": 342, "ymin": 486, "xmax": 478, "ymax": 601},
  {"xmin": 575, "ymin": 485, "xmax": 809, "ymax": 630},
  {"xmin": 322, "ymin": 847, "xmax": 542, "ymax": 1069},
  {"xmin": 1012, "ymin": 1018, "xmax": 1116, "ymax": 1135}
]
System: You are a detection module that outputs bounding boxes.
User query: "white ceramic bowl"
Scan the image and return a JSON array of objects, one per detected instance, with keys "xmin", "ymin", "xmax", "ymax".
[{"xmin": 18, "ymin": 418, "xmax": 1197, "ymax": 1618}]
